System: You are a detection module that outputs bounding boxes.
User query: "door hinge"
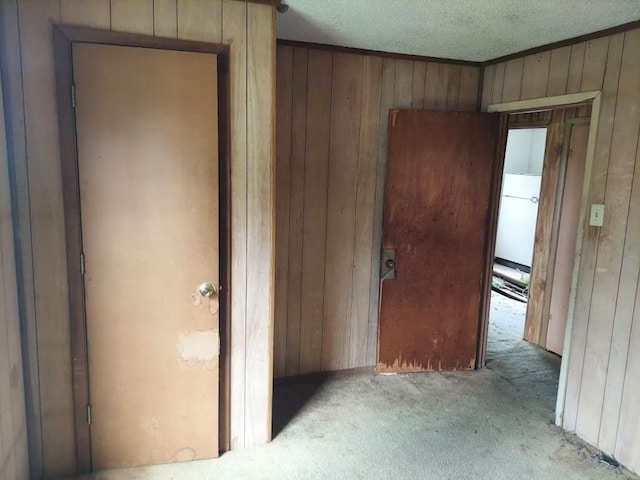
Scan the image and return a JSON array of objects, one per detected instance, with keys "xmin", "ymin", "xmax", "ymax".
[
  {"xmin": 80, "ymin": 252, "xmax": 85, "ymax": 275},
  {"xmin": 71, "ymin": 84, "xmax": 76, "ymax": 108},
  {"xmin": 87, "ymin": 404, "xmax": 92, "ymax": 425}
]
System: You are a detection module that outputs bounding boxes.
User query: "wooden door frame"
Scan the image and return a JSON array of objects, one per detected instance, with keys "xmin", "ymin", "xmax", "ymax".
[
  {"xmin": 53, "ymin": 25, "xmax": 231, "ymax": 473},
  {"xmin": 480, "ymin": 91, "xmax": 601, "ymax": 428}
]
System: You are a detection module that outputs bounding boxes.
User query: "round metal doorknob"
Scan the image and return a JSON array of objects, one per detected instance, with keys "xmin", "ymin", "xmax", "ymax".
[{"xmin": 198, "ymin": 282, "xmax": 216, "ymax": 297}]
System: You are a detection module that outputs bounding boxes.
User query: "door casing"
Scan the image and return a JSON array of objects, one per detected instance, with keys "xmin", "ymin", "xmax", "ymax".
[
  {"xmin": 53, "ymin": 25, "xmax": 231, "ymax": 473},
  {"xmin": 483, "ymin": 91, "xmax": 602, "ymax": 427}
]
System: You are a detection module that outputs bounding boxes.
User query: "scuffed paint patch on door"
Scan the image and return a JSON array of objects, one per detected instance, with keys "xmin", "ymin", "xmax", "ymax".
[{"xmin": 177, "ymin": 330, "xmax": 219, "ymax": 363}]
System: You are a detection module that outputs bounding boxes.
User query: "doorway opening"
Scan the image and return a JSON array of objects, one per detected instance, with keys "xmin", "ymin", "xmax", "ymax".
[
  {"xmin": 490, "ymin": 125, "xmax": 547, "ymax": 341},
  {"xmin": 485, "ymin": 105, "xmax": 592, "ymax": 384}
]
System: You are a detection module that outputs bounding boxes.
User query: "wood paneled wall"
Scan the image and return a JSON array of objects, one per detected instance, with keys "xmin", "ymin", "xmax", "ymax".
[
  {"xmin": 0, "ymin": 1, "xmax": 275, "ymax": 477},
  {"xmin": 0, "ymin": 68, "xmax": 29, "ymax": 480},
  {"xmin": 275, "ymin": 45, "xmax": 481, "ymax": 377},
  {"xmin": 483, "ymin": 28, "xmax": 640, "ymax": 474}
]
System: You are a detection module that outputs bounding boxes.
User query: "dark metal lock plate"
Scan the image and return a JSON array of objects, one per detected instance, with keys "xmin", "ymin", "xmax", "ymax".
[{"xmin": 380, "ymin": 248, "xmax": 396, "ymax": 280}]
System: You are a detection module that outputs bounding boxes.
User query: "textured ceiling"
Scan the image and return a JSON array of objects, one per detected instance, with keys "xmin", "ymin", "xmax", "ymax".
[{"xmin": 277, "ymin": 0, "xmax": 640, "ymax": 62}]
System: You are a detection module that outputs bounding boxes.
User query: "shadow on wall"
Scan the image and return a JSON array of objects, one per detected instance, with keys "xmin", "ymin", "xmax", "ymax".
[{"xmin": 272, "ymin": 373, "xmax": 329, "ymax": 438}]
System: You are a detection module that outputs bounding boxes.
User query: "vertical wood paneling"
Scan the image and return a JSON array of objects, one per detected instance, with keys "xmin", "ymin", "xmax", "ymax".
[
  {"xmin": 245, "ymin": 2, "xmax": 275, "ymax": 447},
  {"xmin": 299, "ymin": 50, "xmax": 332, "ymax": 374},
  {"xmin": 563, "ymin": 32, "xmax": 624, "ymax": 434},
  {"xmin": 502, "ymin": 58, "xmax": 524, "ymax": 102},
  {"xmin": 580, "ymin": 37, "xmax": 610, "ymax": 91},
  {"xmin": 597, "ymin": 33, "xmax": 639, "ymax": 454},
  {"xmin": 480, "ymin": 64, "xmax": 495, "ymax": 110},
  {"xmin": 458, "ymin": 65, "xmax": 480, "ymax": 111},
  {"xmin": 393, "ymin": 59, "xmax": 413, "ymax": 108},
  {"xmin": 153, "ymin": 0, "xmax": 177, "ymax": 38},
  {"xmin": 566, "ymin": 42, "xmax": 586, "ymax": 93},
  {"xmin": 322, "ymin": 53, "xmax": 363, "ymax": 371},
  {"xmin": 177, "ymin": 0, "xmax": 222, "ymax": 42},
  {"xmin": 411, "ymin": 61, "xmax": 426, "ymax": 109},
  {"xmin": 0, "ymin": 64, "xmax": 29, "ymax": 480},
  {"xmin": 576, "ymin": 28, "xmax": 640, "ymax": 446},
  {"xmin": 221, "ymin": 0, "xmax": 254, "ymax": 451},
  {"xmin": 275, "ymin": 49, "xmax": 481, "ymax": 376},
  {"xmin": 445, "ymin": 64, "xmax": 461, "ymax": 110},
  {"xmin": 424, "ymin": 62, "xmax": 448, "ymax": 110},
  {"xmin": 520, "ymin": 52, "xmax": 551, "ymax": 100},
  {"xmin": 608, "ymin": 107, "xmax": 640, "ymax": 458},
  {"xmin": 481, "ymin": 25, "xmax": 640, "ymax": 475},
  {"xmin": 368, "ymin": 57, "xmax": 396, "ymax": 365},
  {"xmin": 546, "ymin": 46, "xmax": 571, "ymax": 96},
  {"xmin": 274, "ymin": 45, "xmax": 293, "ymax": 378},
  {"xmin": 17, "ymin": 1, "xmax": 76, "ymax": 476},
  {"xmin": 492, "ymin": 62, "xmax": 506, "ymax": 104},
  {"xmin": 285, "ymin": 48, "xmax": 307, "ymax": 376},
  {"xmin": 0, "ymin": 1, "xmax": 43, "ymax": 476},
  {"xmin": 59, "ymin": 0, "xmax": 110, "ymax": 28},
  {"xmin": 110, "ymin": 0, "xmax": 153, "ymax": 34},
  {"xmin": 350, "ymin": 56, "xmax": 382, "ymax": 368}
]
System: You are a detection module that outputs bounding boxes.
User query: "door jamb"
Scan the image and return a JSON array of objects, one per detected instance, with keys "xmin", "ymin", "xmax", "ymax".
[
  {"xmin": 52, "ymin": 25, "xmax": 232, "ymax": 473},
  {"xmin": 482, "ymin": 91, "xmax": 601, "ymax": 427}
]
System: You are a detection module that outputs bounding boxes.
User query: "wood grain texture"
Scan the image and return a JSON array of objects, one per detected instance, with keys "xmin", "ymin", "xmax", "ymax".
[
  {"xmin": 520, "ymin": 52, "xmax": 550, "ymax": 100},
  {"xmin": 177, "ymin": 0, "xmax": 222, "ymax": 42},
  {"xmin": 523, "ymin": 110, "xmax": 567, "ymax": 346},
  {"xmin": 546, "ymin": 46, "xmax": 571, "ymax": 96},
  {"xmin": 350, "ymin": 55, "xmax": 382, "ymax": 368},
  {"xmin": 274, "ymin": 45, "xmax": 292, "ymax": 379},
  {"xmin": 153, "ymin": 0, "xmax": 177, "ymax": 38},
  {"xmin": 368, "ymin": 58, "xmax": 397, "ymax": 365},
  {"xmin": 17, "ymin": 2, "xmax": 76, "ymax": 476},
  {"xmin": 425, "ymin": 62, "xmax": 448, "ymax": 110},
  {"xmin": 502, "ymin": 58, "xmax": 524, "ymax": 102},
  {"xmin": 445, "ymin": 64, "xmax": 461, "ymax": 110},
  {"xmin": 244, "ymin": 2, "xmax": 276, "ymax": 447},
  {"xmin": 110, "ymin": 0, "xmax": 153, "ymax": 34},
  {"xmin": 483, "ymin": 25, "xmax": 640, "ymax": 475},
  {"xmin": 411, "ymin": 61, "xmax": 426, "ymax": 109},
  {"xmin": 60, "ymin": 0, "xmax": 110, "ymax": 28},
  {"xmin": 378, "ymin": 110, "xmax": 499, "ymax": 372},
  {"xmin": 575, "ymin": 28, "xmax": 640, "ymax": 447},
  {"xmin": 285, "ymin": 47, "xmax": 307, "ymax": 376},
  {"xmin": 322, "ymin": 52, "xmax": 363, "ymax": 371},
  {"xmin": 0, "ymin": 1, "xmax": 43, "ymax": 476},
  {"xmin": 0, "ymin": 63, "xmax": 30, "ymax": 480},
  {"xmin": 299, "ymin": 49, "xmax": 332, "ymax": 374},
  {"xmin": 221, "ymin": 0, "xmax": 251, "ymax": 451},
  {"xmin": 393, "ymin": 59, "xmax": 413, "ymax": 108},
  {"xmin": 274, "ymin": 46, "xmax": 481, "ymax": 377},
  {"xmin": 458, "ymin": 65, "xmax": 480, "ymax": 111},
  {"xmin": 563, "ymin": 32, "xmax": 624, "ymax": 434}
]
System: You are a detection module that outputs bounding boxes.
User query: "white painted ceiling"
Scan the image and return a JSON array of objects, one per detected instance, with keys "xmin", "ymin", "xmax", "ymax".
[{"xmin": 277, "ymin": 0, "xmax": 640, "ymax": 62}]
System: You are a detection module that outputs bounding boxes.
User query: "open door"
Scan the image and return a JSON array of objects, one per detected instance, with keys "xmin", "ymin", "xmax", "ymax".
[
  {"xmin": 73, "ymin": 43, "xmax": 220, "ymax": 469},
  {"xmin": 377, "ymin": 110, "xmax": 501, "ymax": 372}
]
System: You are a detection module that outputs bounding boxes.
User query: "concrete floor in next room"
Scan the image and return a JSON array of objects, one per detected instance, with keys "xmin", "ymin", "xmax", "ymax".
[{"xmin": 69, "ymin": 299, "xmax": 637, "ymax": 480}]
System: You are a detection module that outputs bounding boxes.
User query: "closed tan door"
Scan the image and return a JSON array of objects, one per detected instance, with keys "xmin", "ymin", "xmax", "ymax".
[{"xmin": 73, "ymin": 43, "xmax": 219, "ymax": 469}]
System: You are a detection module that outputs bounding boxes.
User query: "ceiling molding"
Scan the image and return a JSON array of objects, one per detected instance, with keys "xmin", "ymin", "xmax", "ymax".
[{"xmin": 484, "ymin": 19, "xmax": 640, "ymax": 65}]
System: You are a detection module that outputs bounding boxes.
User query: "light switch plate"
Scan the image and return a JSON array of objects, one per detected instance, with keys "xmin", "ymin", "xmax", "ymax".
[{"xmin": 590, "ymin": 204, "xmax": 605, "ymax": 227}]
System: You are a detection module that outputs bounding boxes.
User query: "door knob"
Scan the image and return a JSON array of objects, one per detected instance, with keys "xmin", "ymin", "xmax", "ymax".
[{"xmin": 198, "ymin": 282, "xmax": 216, "ymax": 297}]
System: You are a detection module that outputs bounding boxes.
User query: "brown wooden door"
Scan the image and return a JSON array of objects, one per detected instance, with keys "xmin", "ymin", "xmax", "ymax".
[
  {"xmin": 73, "ymin": 43, "xmax": 220, "ymax": 469},
  {"xmin": 377, "ymin": 110, "xmax": 500, "ymax": 372},
  {"xmin": 546, "ymin": 122, "xmax": 589, "ymax": 355}
]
